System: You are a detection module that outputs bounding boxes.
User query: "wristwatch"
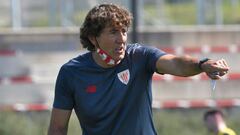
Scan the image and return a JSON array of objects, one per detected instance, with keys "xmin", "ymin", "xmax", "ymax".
[{"xmin": 198, "ymin": 58, "xmax": 210, "ymax": 70}]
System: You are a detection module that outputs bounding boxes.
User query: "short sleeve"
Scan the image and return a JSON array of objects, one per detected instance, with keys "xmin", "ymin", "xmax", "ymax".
[
  {"xmin": 53, "ymin": 66, "xmax": 74, "ymax": 110},
  {"xmin": 146, "ymin": 46, "xmax": 166, "ymax": 73},
  {"xmin": 135, "ymin": 45, "xmax": 166, "ymax": 73}
]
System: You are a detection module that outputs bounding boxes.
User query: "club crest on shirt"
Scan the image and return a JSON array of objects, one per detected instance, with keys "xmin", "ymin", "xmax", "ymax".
[{"xmin": 117, "ymin": 69, "xmax": 130, "ymax": 85}]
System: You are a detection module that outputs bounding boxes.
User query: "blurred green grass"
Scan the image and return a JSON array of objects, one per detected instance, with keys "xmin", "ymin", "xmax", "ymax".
[
  {"xmin": 17, "ymin": 1, "xmax": 240, "ymax": 27},
  {"xmin": 144, "ymin": 1, "xmax": 240, "ymax": 25},
  {"xmin": 0, "ymin": 108, "xmax": 239, "ymax": 135}
]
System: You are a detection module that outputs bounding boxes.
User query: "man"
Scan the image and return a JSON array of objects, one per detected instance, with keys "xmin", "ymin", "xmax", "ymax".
[
  {"xmin": 48, "ymin": 3, "xmax": 229, "ymax": 135},
  {"xmin": 203, "ymin": 109, "xmax": 237, "ymax": 135}
]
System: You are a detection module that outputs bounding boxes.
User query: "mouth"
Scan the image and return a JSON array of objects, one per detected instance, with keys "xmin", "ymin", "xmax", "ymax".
[{"xmin": 115, "ymin": 46, "xmax": 125, "ymax": 54}]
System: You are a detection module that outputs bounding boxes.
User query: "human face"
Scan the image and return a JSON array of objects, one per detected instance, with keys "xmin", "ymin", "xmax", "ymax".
[
  {"xmin": 96, "ymin": 26, "xmax": 128, "ymax": 64},
  {"xmin": 205, "ymin": 115, "xmax": 218, "ymax": 131}
]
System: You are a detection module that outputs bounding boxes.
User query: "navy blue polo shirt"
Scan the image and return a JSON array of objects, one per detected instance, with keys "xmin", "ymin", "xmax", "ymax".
[{"xmin": 53, "ymin": 43, "xmax": 166, "ymax": 135}]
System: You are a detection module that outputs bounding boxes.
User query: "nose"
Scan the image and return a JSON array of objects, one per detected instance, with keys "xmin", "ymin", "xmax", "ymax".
[{"xmin": 116, "ymin": 32, "xmax": 127, "ymax": 43}]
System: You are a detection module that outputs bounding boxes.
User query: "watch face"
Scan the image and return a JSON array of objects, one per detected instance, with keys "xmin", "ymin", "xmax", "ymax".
[
  {"xmin": 201, "ymin": 58, "xmax": 210, "ymax": 63},
  {"xmin": 198, "ymin": 58, "xmax": 210, "ymax": 70}
]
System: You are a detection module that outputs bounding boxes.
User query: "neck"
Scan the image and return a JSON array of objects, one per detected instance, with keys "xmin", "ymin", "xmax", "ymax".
[
  {"xmin": 213, "ymin": 122, "xmax": 227, "ymax": 135},
  {"xmin": 92, "ymin": 51, "xmax": 114, "ymax": 68},
  {"xmin": 214, "ymin": 115, "xmax": 227, "ymax": 135},
  {"xmin": 218, "ymin": 122, "xmax": 227, "ymax": 131}
]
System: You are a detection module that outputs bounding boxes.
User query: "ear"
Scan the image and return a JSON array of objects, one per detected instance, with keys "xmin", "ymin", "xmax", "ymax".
[{"xmin": 88, "ymin": 35, "xmax": 97, "ymax": 47}]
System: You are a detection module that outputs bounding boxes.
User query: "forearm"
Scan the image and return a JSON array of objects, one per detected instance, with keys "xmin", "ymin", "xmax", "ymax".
[
  {"xmin": 172, "ymin": 55, "xmax": 202, "ymax": 76},
  {"xmin": 156, "ymin": 54, "xmax": 229, "ymax": 78},
  {"xmin": 156, "ymin": 54, "xmax": 203, "ymax": 76}
]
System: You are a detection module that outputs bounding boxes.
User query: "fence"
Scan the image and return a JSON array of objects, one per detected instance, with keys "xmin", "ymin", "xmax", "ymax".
[{"xmin": 1, "ymin": 0, "xmax": 240, "ymax": 29}]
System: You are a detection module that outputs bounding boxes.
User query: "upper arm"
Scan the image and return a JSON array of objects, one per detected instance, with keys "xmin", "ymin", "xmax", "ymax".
[{"xmin": 48, "ymin": 108, "xmax": 72, "ymax": 135}]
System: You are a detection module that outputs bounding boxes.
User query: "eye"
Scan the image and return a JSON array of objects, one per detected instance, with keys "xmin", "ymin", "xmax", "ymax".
[
  {"xmin": 109, "ymin": 28, "xmax": 127, "ymax": 35},
  {"xmin": 122, "ymin": 28, "xmax": 128, "ymax": 33},
  {"xmin": 110, "ymin": 29, "xmax": 118, "ymax": 34}
]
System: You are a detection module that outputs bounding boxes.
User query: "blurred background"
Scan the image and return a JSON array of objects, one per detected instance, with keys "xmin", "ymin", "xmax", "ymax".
[{"xmin": 0, "ymin": 0, "xmax": 240, "ymax": 135}]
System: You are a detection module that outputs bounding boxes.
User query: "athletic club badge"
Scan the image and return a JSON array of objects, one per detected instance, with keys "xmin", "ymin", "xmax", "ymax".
[{"xmin": 117, "ymin": 69, "xmax": 130, "ymax": 85}]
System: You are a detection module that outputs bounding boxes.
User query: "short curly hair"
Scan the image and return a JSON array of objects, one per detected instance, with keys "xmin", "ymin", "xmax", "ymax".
[
  {"xmin": 80, "ymin": 3, "xmax": 132, "ymax": 51},
  {"xmin": 203, "ymin": 109, "xmax": 225, "ymax": 121}
]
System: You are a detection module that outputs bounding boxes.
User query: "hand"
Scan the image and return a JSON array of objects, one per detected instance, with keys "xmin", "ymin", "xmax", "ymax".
[{"xmin": 201, "ymin": 59, "xmax": 229, "ymax": 80}]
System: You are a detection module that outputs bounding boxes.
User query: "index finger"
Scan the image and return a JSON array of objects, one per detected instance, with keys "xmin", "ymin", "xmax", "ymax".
[{"xmin": 215, "ymin": 59, "xmax": 229, "ymax": 71}]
